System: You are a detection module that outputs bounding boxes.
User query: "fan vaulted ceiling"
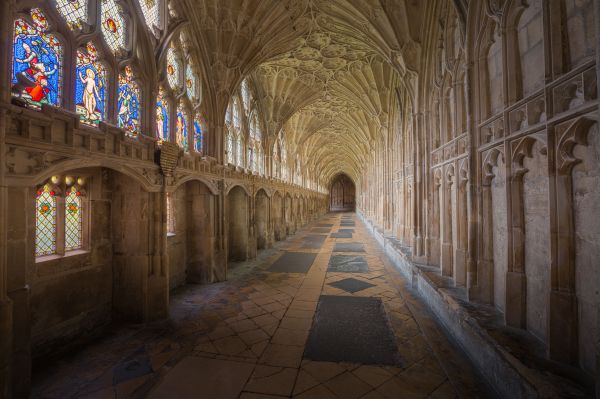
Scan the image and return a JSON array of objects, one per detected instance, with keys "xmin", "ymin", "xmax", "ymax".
[{"xmin": 177, "ymin": 0, "xmax": 425, "ymax": 185}]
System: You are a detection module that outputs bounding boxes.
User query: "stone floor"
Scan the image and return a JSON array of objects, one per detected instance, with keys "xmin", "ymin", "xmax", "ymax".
[{"xmin": 32, "ymin": 213, "xmax": 494, "ymax": 399}]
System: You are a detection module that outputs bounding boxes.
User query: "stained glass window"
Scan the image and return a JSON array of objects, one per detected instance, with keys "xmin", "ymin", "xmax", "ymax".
[
  {"xmin": 194, "ymin": 115, "xmax": 203, "ymax": 153},
  {"xmin": 176, "ymin": 102, "xmax": 188, "ymax": 151},
  {"xmin": 56, "ymin": 0, "xmax": 88, "ymax": 30},
  {"xmin": 101, "ymin": 0, "xmax": 126, "ymax": 54},
  {"xmin": 12, "ymin": 9, "xmax": 62, "ymax": 108},
  {"xmin": 118, "ymin": 65, "xmax": 141, "ymax": 136},
  {"xmin": 137, "ymin": 0, "xmax": 161, "ymax": 36},
  {"xmin": 156, "ymin": 88, "xmax": 170, "ymax": 141},
  {"xmin": 185, "ymin": 64, "xmax": 196, "ymax": 100},
  {"xmin": 35, "ymin": 184, "xmax": 56, "ymax": 257},
  {"xmin": 76, "ymin": 43, "xmax": 106, "ymax": 126},
  {"xmin": 166, "ymin": 47, "xmax": 181, "ymax": 90},
  {"xmin": 226, "ymin": 129, "xmax": 233, "ymax": 163},
  {"xmin": 65, "ymin": 187, "xmax": 83, "ymax": 251}
]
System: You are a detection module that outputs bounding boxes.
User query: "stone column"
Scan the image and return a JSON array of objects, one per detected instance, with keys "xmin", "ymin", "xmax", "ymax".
[{"xmin": 0, "ymin": 1, "xmax": 14, "ymax": 397}]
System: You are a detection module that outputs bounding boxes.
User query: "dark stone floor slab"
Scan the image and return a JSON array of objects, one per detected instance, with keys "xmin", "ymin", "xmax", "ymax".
[
  {"xmin": 316, "ymin": 223, "xmax": 334, "ymax": 227},
  {"xmin": 302, "ymin": 234, "xmax": 327, "ymax": 249},
  {"xmin": 113, "ymin": 349, "xmax": 152, "ymax": 384},
  {"xmin": 311, "ymin": 228, "xmax": 331, "ymax": 234},
  {"xmin": 328, "ymin": 278, "xmax": 375, "ymax": 293},
  {"xmin": 340, "ymin": 223, "xmax": 356, "ymax": 227},
  {"xmin": 333, "ymin": 243, "xmax": 365, "ymax": 252},
  {"xmin": 330, "ymin": 232, "xmax": 352, "ymax": 239},
  {"xmin": 328, "ymin": 255, "xmax": 369, "ymax": 273},
  {"xmin": 339, "ymin": 229, "xmax": 354, "ymax": 233},
  {"xmin": 269, "ymin": 252, "xmax": 317, "ymax": 273},
  {"xmin": 304, "ymin": 295, "xmax": 401, "ymax": 366},
  {"xmin": 304, "ymin": 234, "xmax": 327, "ymax": 242}
]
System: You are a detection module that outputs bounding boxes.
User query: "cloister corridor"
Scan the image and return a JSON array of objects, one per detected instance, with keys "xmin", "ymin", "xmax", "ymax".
[{"xmin": 31, "ymin": 213, "xmax": 491, "ymax": 399}]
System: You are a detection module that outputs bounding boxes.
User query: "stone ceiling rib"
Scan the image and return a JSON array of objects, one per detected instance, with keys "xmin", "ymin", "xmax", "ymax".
[{"xmin": 180, "ymin": 0, "xmax": 421, "ymax": 187}]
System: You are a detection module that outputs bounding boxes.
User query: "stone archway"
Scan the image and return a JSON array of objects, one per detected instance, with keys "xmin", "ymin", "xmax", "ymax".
[{"xmin": 329, "ymin": 174, "xmax": 356, "ymax": 212}]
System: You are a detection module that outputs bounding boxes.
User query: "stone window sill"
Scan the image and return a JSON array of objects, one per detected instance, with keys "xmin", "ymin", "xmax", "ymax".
[{"xmin": 35, "ymin": 249, "xmax": 89, "ymax": 264}]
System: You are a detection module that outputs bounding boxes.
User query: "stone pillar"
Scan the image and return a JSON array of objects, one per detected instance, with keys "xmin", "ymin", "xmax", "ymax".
[
  {"xmin": 5, "ymin": 186, "xmax": 32, "ymax": 399},
  {"xmin": 547, "ymin": 119, "xmax": 595, "ymax": 365},
  {"xmin": 0, "ymin": 1, "xmax": 15, "ymax": 396},
  {"xmin": 505, "ymin": 157, "xmax": 528, "ymax": 329}
]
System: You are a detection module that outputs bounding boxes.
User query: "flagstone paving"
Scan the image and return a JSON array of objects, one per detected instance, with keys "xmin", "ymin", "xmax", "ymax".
[{"xmin": 31, "ymin": 213, "xmax": 492, "ymax": 399}]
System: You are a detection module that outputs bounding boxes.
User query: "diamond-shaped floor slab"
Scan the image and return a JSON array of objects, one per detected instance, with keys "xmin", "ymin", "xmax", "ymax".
[
  {"xmin": 328, "ymin": 277, "xmax": 375, "ymax": 293},
  {"xmin": 328, "ymin": 255, "xmax": 369, "ymax": 273},
  {"xmin": 304, "ymin": 296, "xmax": 401, "ymax": 366},
  {"xmin": 269, "ymin": 252, "xmax": 317, "ymax": 273},
  {"xmin": 333, "ymin": 243, "xmax": 365, "ymax": 252}
]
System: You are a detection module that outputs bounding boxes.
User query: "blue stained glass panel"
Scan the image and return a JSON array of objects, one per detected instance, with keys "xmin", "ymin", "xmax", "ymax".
[
  {"xmin": 117, "ymin": 66, "xmax": 141, "ymax": 136},
  {"xmin": 75, "ymin": 43, "xmax": 106, "ymax": 125},
  {"xmin": 156, "ymin": 89, "xmax": 169, "ymax": 141},
  {"xmin": 176, "ymin": 104, "xmax": 188, "ymax": 151},
  {"xmin": 194, "ymin": 118, "xmax": 203, "ymax": 153},
  {"xmin": 11, "ymin": 10, "xmax": 62, "ymax": 107}
]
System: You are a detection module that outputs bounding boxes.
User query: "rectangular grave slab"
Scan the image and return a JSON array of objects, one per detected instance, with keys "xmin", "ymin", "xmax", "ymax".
[
  {"xmin": 311, "ymin": 228, "xmax": 331, "ymax": 234},
  {"xmin": 302, "ymin": 235, "xmax": 327, "ymax": 249},
  {"xmin": 327, "ymin": 255, "xmax": 369, "ymax": 273},
  {"xmin": 316, "ymin": 223, "xmax": 334, "ymax": 227},
  {"xmin": 269, "ymin": 252, "xmax": 317, "ymax": 273},
  {"xmin": 304, "ymin": 234, "xmax": 327, "ymax": 241},
  {"xmin": 328, "ymin": 277, "xmax": 375, "ymax": 293},
  {"xmin": 330, "ymin": 232, "xmax": 352, "ymax": 239},
  {"xmin": 338, "ymin": 229, "xmax": 354, "ymax": 233},
  {"xmin": 333, "ymin": 243, "xmax": 365, "ymax": 252},
  {"xmin": 304, "ymin": 295, "xmax": 401, "ymax": 366}
]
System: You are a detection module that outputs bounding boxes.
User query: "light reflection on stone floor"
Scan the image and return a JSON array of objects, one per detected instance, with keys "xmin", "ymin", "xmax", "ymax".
[{"xmin": 32, "ymin": 213, "xmax": 491, "ymax": 399}]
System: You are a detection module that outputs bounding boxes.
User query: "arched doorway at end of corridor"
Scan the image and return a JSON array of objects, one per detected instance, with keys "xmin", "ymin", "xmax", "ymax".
[{"xmin": 329, "ymin": 173, "xmax": 356, "ymax": 212}]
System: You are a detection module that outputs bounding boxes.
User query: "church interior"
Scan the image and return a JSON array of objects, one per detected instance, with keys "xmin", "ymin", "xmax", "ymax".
[{"xmin": 0, "ymin": 0, "xmax": 599, "ymax": 398}]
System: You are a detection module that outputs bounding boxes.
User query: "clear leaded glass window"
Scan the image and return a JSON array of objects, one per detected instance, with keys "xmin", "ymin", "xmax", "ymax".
[
  {"xmin": 35, "ymin": 184, "xmax": 57, "ymax": 256},
  {"xmin": 56, "ymin": 0, "xmax": 88, "ymax": 30},
  {"xmin": 233, "ymin": 98, "xmax": 241, "ymax": 130},
  {"xmin": 241, "ymin": 79, "xmax": 250, "ymax": 111},
  {"xmin": 185, "ymin": 64, "xmax": 196, "ymax": 100},
  {"xmin": 137, "ymin": 0, "xmax": 161, "ymax": 36},
  {"xmin": 166, "ymin": 47, "xmax": 181, "ymax": 90},
  {"xmin": 226, "ymin": 129, "xmax": 234, "ymax": 163},
  {"xmin": 236, "ymin": 135, "xmax": 243, "ymax": 166},
  {"xmin": 65, "ymin": 186, "xmax": 83, "ymax": 251},
  {"xmin": 100, "ymin": 0, "xmax": 126, "ymax": 54}
]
